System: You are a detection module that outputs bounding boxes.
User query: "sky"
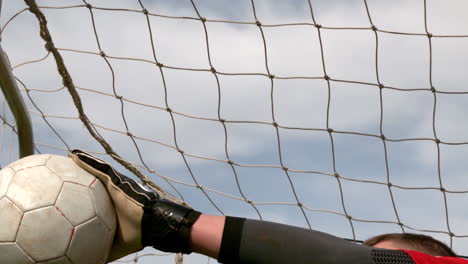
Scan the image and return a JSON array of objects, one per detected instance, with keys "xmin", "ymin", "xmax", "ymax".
[{"xmin": 2, "ymin": 0, "xmax": 468, "ymax": 263}]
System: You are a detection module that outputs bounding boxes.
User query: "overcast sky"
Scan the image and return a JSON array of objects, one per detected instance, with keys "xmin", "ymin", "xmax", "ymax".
[{"xmin": 2, "ymin": 0, "xmax": 468, "ymax": 263}]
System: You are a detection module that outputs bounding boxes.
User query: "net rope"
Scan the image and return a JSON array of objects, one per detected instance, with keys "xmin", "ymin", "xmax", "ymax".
[{"xmin": 2, "ymin": 0, "xmax": 468, "ymax": 262}]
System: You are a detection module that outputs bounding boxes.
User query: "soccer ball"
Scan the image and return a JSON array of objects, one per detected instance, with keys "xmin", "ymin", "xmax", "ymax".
[{"xmin": 0, "ymin": 154, "xmax": 116, "ymax": 264}]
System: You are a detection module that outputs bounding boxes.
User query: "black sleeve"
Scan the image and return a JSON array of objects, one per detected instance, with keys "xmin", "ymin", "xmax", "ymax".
[{"xmin": 217, "ymin": 217, "xmax": 415, "ymax": 264}]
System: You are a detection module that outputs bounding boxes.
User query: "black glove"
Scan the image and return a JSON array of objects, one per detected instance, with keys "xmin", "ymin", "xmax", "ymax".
[{"xmin": 69, "ymin": 149, "xmax": 201, "ymax": 261}]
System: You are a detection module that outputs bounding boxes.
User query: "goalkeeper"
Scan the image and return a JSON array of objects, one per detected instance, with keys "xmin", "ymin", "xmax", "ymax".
[{"xmin": 70, "ymin": 149, "xmax": 467, "ymax": 264}]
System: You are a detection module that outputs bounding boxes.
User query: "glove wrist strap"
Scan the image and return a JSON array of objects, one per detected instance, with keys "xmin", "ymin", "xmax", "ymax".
[{"xmin": 142, "ymin": 199, "xmax": 201, "ymax": 254}]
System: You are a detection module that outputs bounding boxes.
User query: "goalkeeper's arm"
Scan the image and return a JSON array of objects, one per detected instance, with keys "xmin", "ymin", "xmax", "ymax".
[
  {"xmin": 190, "ymin": 214, "xmax": 415, "ymax": 264},
  {"xmin": 71, "ymin": 149, "xmax": 455, "ymax": 264}
]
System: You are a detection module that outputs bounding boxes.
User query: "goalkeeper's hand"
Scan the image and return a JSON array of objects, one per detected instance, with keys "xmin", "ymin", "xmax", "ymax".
[{"xmin": 69, "ymin": 149, "xmax": 201, "ymax": 262}]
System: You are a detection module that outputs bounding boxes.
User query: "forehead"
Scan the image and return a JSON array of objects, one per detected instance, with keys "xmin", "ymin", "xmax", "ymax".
[{"xmin": 372, "ymin": 240, "xmax": 410, "ymax": 251}]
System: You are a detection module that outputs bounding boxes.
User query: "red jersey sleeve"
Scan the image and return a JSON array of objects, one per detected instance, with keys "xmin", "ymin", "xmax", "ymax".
[{"xmin": 401, "ymin": 250, "xmax": 468, "ymax": 264}]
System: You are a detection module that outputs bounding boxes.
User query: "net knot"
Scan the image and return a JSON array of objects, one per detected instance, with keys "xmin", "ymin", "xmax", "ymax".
[
  {"xmin": 449, "ymin": 232, "xmax": 455, "ymax": 237},
  {"xmin": 440, "ymin": 187, "xmax": 446, "ymax": 192},
  {"xmin": 273, "ymin": 122, "xmax": 278, "ymax": 127},
  {"xmin": 178, "ymin": 149, "xmax": 184, "ymax": 154},
  {"xmin": 297, "ymin": 202, "xmax": 303, "ymax": 207},
  {"xmin": 327, "ymin": 128, "xmax": 334, "ymax": 133},
  {"xmin": 427, "ymin": 32, "xmax": 433, "ymax": 38},
  {"xmin": 431, "ymin": 86, "xmax": 436, "ymax": 93},
  {"xmin": 100, "ymin": 51, "xmax": 106, "ymax": 57},
  {"xmin": 142, "ymin": 178, "xmax": 151, "ymax": 185},
  {"xmin": 157, "ymin": 62, "xmax": 164, "ymax": 68},
  {"xmin": 324, "ymin": 75, "xmax": 330, "ymax": 80},
  {"xmin": 86, "ymin": 3, "xmax": 93, "ymax": 9},
  {"xmin": 116, "ymin": 95, "xmax": 123, "ymax": 100},
  {"xmin": 227, "ymin": 160, "xmax": 234, "ymax": 165},
  {"xmin": 371, "ymin": 25, "xmax": 377, "ymax": 31},
  {"xmin": 246, "ymin": 199, "xmax": 253, "ymax": 204},
  {"xmin": 347, "ymin": 215, "xmax": 352, "ymax": 220},
  {"xmin": 63, "ymin": 79, "xmax": 74, "ymax": 89},
  {"xmin": 44, "ymin": 42, "xmax": 53, "ymax": 52},
  {"xmin": 200, "ymin": 17, "xmax": 207, "ymax": 22},
  {"xmin": 219, "ymin": 118, "xmax": 226, "ymax": 123},
  {"xmin": 387, "ymin": 182, "xmax": 392, "ymax": 187},
  {"xmin": 269, "ymin": 74, "xmax": 275, "ymax": 79},
  {"xmin": 255, "ymin": 20, "xmax": 262, "ymax": 27},
  {"xmin": 380, "ymin": 134, "xmax": 386, "ymax": 140},
  {"xmin": 142, "ymin": 9, "xmax": 149, "ymax": 15},
  {"xmin": 196, "ymin": 184, "xmax": 202, "ymax": 189},
  {"xmin": 435, "ymin": 138, "xmax": 441, "ymax": 144},
  {"xmin": 282, "ymin": 166, "xmax": 288, "ymax": 171},
  {"xmin": 334, "ymin": 172, "xmax": 339, "ymax": 178},
  {"xmin": 126, "ymin": 131, "xmax": 133, "ymax": 137},
  {"xmin": 210, "ymin": 67, "xmax": 216, "ymax": 73},
  {"xmin": 378, "ymin": 83, "xmax": 384, "ymax": 89},
  {"xmin": 166, "ymin": 107, "xmax": 172, "ymax": 112},
  {"xmin": 315, "ymin": 24, "xmax": 322, "ymax": 28}
]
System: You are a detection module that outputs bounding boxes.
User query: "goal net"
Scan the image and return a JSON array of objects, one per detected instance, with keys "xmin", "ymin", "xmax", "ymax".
[{"xmin": 2, "ymin": 0, "xmax": 468, "ymax": 263}]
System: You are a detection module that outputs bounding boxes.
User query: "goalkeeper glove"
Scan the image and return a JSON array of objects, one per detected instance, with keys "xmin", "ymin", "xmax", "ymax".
[{"xmin": 69, "ymin": 149, "xmax": 201, "ymax": 261}]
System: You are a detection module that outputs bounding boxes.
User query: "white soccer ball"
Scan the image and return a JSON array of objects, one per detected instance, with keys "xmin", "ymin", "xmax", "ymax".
[{"xmin": 0, "ymin": 154, "xmax": 116, "ymax": 264}]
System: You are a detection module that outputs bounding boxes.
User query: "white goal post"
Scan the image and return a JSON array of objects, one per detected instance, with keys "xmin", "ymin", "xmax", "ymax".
[{"xmin": 2, "ymin": 0, "xmax": 468, "ymax": 263}]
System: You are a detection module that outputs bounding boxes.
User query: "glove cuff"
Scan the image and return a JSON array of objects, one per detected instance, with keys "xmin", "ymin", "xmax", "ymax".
[{"xmin": 142, "ymin": 199, "xmax": 201, "ymax": 254}]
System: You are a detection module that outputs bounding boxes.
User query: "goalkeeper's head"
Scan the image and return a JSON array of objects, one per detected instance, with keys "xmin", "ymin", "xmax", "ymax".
[{"xmin": 363, "ymin": 233, "xmax": 456, "ymax": 257}]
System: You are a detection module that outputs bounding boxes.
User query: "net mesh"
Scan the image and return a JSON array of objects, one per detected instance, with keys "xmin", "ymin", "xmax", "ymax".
[{"xmin": 2, "ymin": 0, "xmax": 468, "ymax": 263}]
